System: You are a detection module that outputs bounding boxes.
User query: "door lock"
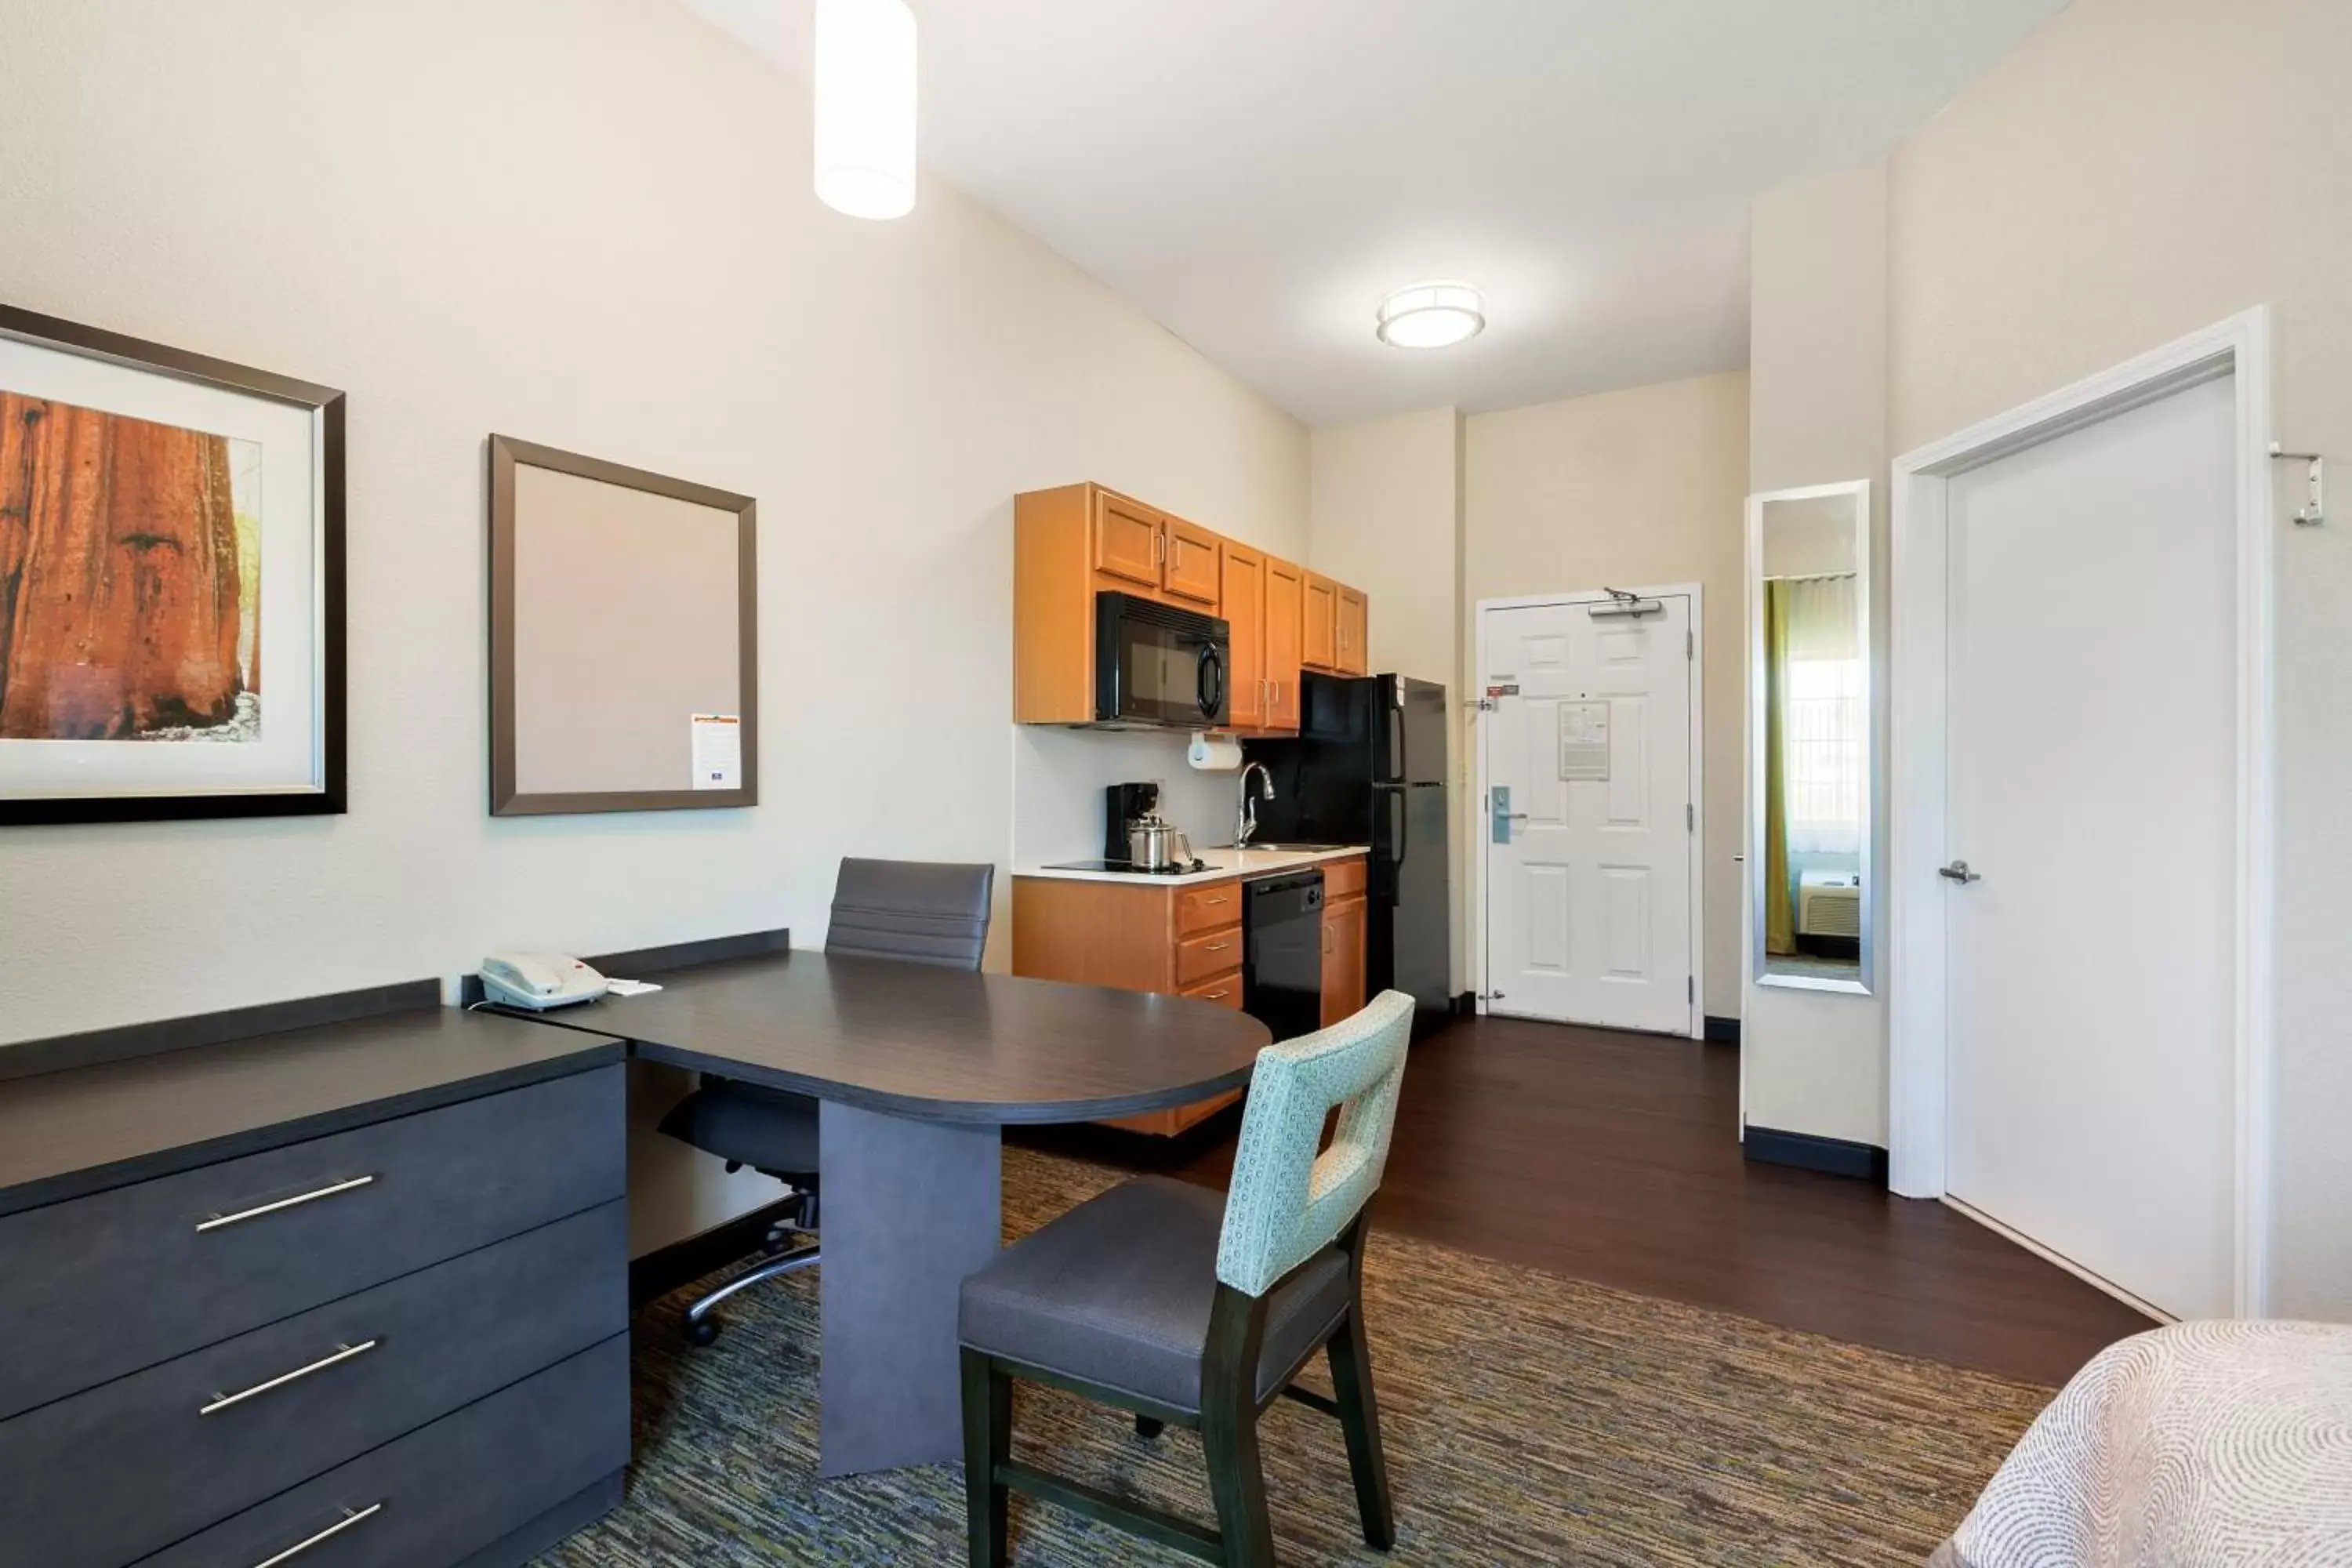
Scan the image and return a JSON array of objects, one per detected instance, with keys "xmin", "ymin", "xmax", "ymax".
[{"xmin": 1936, "ymin": 860, "xmax": 1982, "ymax": 884}]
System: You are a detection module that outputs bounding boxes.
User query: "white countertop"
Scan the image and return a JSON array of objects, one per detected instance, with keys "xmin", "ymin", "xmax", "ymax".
[{"xmin": 1013, "ymin": 844, "xmax": 1368, "ymax": 887}]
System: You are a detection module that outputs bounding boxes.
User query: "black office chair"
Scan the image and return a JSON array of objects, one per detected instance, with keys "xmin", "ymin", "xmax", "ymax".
[{"xmin": 659, "ymin": 857, "xmax": 995, "ymax": 1345}]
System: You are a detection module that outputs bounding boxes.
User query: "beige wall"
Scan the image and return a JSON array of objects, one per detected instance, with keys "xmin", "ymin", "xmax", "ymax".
[
  {"xmin": 1464, "ymin": 372, "xmax": 1751, "ymax": 1018},
  {"xmin": 1308, "ymin": 409, "xmax": 1464, "ymax": 688},
  {"xmin": 1744, "ymin": 162, "xmax": 1892, "ymax": 1145},
  {"xmin": 1882, "ymin": 0, "xmax": 2351, "ymax": 1316},
  {"xmin": 1307, "ymin": 408, "xmax": 1468, "ymax": 988},
  {"xmin": 0, "ymin": 0, "xmax": 1307, "ymax": 1254}
]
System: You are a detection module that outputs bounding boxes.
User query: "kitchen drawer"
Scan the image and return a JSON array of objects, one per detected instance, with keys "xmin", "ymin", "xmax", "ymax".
[
  {"xmin": 1175, "ymin": 927, "xmax": 1243, "ymax": 987},
  {"xmin": 0, "ymin": 1200, "xmax": 626, "ymax": 1568},
  {"xmin": 1321, "ymin": 856, "xmax": 1367, "ymax": 901},
  {"xmin": 1174, "ymin": 880, "xmax": 1243, "ymax": 937},
  {"xmin": 132, "ymin": 1334, "xmax": 629, "ymax": 1568},
  {"xmin": 1181, "ymin": 971, "xmax": 1243, "ymax": 1010},
  {"xmin": 0, "ymin": 1064, "xmax": 622, "ymax": 1423}
]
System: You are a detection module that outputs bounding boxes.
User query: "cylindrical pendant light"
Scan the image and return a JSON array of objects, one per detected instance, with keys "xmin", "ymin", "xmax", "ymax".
[{"xmin": 814, "ymin": 0, "xmax": 917, "ymax": 220}]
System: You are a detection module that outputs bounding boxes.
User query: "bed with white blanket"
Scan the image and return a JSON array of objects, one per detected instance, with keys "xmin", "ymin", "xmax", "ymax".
[{"xmin": 1931, "ymin": 1319, "xmax": 2352, "ymax": 1566}]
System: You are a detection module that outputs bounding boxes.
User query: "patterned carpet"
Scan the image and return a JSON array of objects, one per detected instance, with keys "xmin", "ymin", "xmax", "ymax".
[{"xmin": 533, "ymin": 1149, "xmax": 2049, "ymax": 1566}]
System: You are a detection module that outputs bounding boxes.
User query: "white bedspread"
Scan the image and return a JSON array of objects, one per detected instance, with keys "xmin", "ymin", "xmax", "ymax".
[{"xmin": 1932, "ymin": 1320, "xmax": 2352, "ymax": 1567}]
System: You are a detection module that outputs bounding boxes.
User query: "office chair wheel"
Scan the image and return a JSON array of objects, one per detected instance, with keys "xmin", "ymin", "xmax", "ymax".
[{"xmin": 684, "ymin": 1316, "xmax": 720, "ymax": 1348}]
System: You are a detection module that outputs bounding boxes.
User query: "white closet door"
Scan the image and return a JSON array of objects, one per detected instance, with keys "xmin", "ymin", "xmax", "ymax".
[{"xmin": 1944, "ymin": 372, "xmax": 2238, "ymax": 1320}]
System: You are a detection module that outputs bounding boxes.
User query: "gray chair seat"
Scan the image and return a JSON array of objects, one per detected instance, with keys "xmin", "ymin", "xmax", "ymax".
[
  {"xmin": 960, "ymin": 1176, "xmax": 1352, "ymax": 1414},
  {"xmin": 658, "ymin": 1080, "xmax": 818, "ymax": 1175}
]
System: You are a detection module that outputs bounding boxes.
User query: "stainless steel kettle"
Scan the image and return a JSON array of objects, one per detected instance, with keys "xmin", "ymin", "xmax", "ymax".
[{"xmin": 1127, "ymin": 813, "xmax": 1194, "ymax": 871}]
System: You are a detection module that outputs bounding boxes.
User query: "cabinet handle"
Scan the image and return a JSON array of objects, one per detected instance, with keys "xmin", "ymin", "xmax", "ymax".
[
  {"xmin": 201, "ymin": 1339, "xmax": 380, "ymax": 1416},
  {"xmin": 1203, "ymin": 941, "xmax": 1232, "ymax": 953},
  {"xmin": 197, "ymin": 1174, "xmax": 375, "ymax": 1232},
  {"xmin": 249, "ymin": 1503, "xmax": 384, "ymax": 1568},
  {"xmin": 1202, "ymin": 895, "xmax": 1229, "ymax": 905},
  {"xmin": 1200, "ymin": 988, "xmax": 1232, "ymax": 1001},
  {"xmin": 1152, "ymin": 528, "xmax": 1166, "ymax": 564}
]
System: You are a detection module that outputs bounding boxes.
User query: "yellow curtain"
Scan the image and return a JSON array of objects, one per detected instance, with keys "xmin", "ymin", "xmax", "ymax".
[{"xmin": 1763, "ymin": 580, "xmax": 1796, "ymax": 956}]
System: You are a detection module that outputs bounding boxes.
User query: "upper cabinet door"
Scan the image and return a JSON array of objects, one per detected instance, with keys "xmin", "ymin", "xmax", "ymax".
[
  {"xmin": 1301, "ymin": 572, "xmax": 1339, "ymax": 669},
  {"xmin": 1265, "ymin": 555, "xmax": 1304, "ymax": 731},
  {"xmin": 1163, "ymin": 515, "xmax": 1222, "ymax": 608},
  {"xmin": 1337, "ymin": 586, "xmax": 1368, "ymax": 675},
  {"xmin": 1221, "ymin": 542, "xmax": 1265, "ymax": 729},
  {"xmin": 1092, "ymin": 490, "xmax": 1163, "ymax": 590}
]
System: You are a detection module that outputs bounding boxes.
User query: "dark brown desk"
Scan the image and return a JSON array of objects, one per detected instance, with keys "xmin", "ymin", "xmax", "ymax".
[{"xmin": 517, "ymin": 946, "xmax": 1271, "ymax": 1477}]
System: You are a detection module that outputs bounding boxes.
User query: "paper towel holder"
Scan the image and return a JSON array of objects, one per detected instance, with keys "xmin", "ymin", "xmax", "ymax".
[{"xmin": 1188, "ymin": 731, "xmax": 1244, "ymax": 771}]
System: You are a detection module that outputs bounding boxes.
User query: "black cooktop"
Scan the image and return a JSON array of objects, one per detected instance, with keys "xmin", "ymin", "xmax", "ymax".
[{"xmin": 1041, "ymin": 858, "xmax": 1210, "ymax": 876}]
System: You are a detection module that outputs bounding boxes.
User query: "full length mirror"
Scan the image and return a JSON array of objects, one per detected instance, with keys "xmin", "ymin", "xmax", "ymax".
[{"xmin": 1748, "ymin": 481, "xmax": 1872, "ymax": 994}]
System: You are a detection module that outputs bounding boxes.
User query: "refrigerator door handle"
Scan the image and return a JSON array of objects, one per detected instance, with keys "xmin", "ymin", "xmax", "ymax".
[{"xmin": 1388, "ymin": 791, "xmax": 1407, "ymax": 871}]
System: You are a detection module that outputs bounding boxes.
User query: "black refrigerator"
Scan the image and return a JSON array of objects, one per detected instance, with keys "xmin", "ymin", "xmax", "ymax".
[{"xmin": 1242, "ymin": 673, "xmax": 1452, "ymax": 1014}]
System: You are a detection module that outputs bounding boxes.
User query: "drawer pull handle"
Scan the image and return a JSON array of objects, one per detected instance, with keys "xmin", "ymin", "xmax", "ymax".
[
  {"xmin": 1203, "ymin": 942, "xmax": 1232, "ymax": 952},
  {"xmin": 1201, "ymin": 989, "xmax": 1231, "ymax": 1000},
  {"xmin": 250, "ymin": 1502, "xmax": 383, "ymax": 1568},
  {"xmin": 201, "ymin": 1339, "xmax": 379, "ymax": 1416},
  {"xmin": 197, "ymin": 1174, "xmax": 375, "ymax": 1232},
  {"xmin": 1201, "ymin": 895, "xmax": 1229, "ymax": 905}
]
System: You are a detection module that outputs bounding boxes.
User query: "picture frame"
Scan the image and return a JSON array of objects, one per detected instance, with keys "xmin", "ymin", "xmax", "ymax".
[
  {"xmin": 488, "ymin": 434, "xmax": 758, "ymax": 816},
  {"xmin": 0, "ymin": 305, "xmax": 346, "ymax": 826}
]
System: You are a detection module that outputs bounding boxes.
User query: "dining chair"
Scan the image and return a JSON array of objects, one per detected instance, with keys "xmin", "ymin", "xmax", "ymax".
[
  {"xmin": 957, "ymin": 989, "xmax": 1414, "ymax": 1567},
  {"xmin": 659, "ymin": 856, "xmax": 994, "ymax": 1345}
]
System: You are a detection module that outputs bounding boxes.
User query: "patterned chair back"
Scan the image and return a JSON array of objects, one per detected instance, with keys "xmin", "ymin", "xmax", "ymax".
[{"xmin": 1214, "ymin": 990, "xmax": 1414, "ymax": 1297}]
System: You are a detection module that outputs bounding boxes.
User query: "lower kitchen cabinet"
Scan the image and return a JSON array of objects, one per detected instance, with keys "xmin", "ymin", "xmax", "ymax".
[{"xmin": 1011, "ymin": 858, "xmax": 1368, "ymax": 1136}]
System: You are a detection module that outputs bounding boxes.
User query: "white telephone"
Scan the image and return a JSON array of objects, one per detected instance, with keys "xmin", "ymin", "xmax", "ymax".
[{"xmin": 480, "ymin": 952, "xmax": 609, "ymax": 1011}]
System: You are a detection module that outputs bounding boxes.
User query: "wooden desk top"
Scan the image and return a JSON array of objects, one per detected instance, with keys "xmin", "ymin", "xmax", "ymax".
[
  {"xmin": 532, "ymin": 949, "xmax": 1269, "ymax": 1124},
  {"xmin": 0, "ymin": 1006, "xmax": 623, "ymax": 1218}
]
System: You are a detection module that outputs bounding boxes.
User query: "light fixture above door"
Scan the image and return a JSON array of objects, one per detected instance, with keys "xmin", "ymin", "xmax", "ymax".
[
  {"xmin": 814, "ymin": 0, "xmax": 916, "ymax": 220},
  {"xmin": 1376, "ymin": 281, "xmax": 1484, "ymax": 349}
]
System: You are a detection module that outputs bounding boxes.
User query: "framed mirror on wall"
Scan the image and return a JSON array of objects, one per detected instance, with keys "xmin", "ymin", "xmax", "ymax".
[{"xmin": 1747, "ymin": 481, "xmax": 1872, "ymax": 995}]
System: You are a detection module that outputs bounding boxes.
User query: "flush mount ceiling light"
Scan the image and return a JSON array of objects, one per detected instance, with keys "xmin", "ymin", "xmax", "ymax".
[
  {"xmin": 814, "ymin": 0, "xmax": 917, "ymax": 220},
  {"xmin": 1375, "ymin": 281, "xmax": 1485, "ymax": 349}
]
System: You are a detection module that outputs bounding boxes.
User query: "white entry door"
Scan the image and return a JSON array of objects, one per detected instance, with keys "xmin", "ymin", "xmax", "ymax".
[
  {"xmin": 1482, "ymin": 593, "xmax": 1697, "ymax": 1035},
  {"xmin": 1943, "ymin": 371, "xmax": 2238, "ymax": 1320}
]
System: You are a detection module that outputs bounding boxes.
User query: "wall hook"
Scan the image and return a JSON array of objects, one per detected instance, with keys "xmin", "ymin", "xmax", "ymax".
[{"xmin": 2270, "ymin": 442, "xmax": 2325, "ymax": 527}]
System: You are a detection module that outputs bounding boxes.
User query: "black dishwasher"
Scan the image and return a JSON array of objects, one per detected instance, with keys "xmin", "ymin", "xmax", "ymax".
[{"xmin": 1243, "ymin": 869, "xmax": 1324, "ymax": 1042}]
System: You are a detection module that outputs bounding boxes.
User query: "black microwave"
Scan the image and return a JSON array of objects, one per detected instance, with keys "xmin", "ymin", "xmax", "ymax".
[{"xmin": 1094, "ymin": 592, "xmax": 1229, "ymax": 728}]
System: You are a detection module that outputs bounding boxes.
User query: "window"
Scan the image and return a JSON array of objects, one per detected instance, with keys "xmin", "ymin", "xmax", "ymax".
[{"xmin": 1784, "ymin": 654, "xmax": 1861, "ymax": 851}]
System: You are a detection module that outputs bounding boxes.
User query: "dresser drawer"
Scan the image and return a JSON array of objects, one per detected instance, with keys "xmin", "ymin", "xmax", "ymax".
[
  {"xmin": 0, "ymin": 1064, "xmax": 622, "ymax": 1423},
  {"xmin": 1175, "ymin": 927, "xmax": 1243, "ymax": 986},
  {"xmin": 0, "ymin": 1200, "xmax": 625, "ymax": 1568},
  {"xmin": 1174, "ymin": 881, "xmax": 1243, "ymax": 937},
  {"xmin": 132, "ymin": 1334, "xmax": 629, "ymax": 1568}
]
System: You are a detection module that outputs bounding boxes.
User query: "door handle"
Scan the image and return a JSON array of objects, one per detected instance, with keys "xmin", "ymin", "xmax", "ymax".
[{"xmin": 1936, "ymin": 860, "xmax": 1981, "ymax": 884}]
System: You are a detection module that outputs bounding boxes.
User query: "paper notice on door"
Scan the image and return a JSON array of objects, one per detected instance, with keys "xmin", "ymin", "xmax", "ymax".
[
  {"xmin": 690, "ymin": 713, "xmax": 742, "ymax": 790},
  {"xmin": 1559, "ymin": 701, "xmax": 1610, "ymax": 782}
]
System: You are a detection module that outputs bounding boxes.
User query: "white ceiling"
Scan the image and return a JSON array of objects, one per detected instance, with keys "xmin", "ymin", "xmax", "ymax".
[{"xmin": 684, "ymin": 0, "xmax": 2066, "ymax": 426}]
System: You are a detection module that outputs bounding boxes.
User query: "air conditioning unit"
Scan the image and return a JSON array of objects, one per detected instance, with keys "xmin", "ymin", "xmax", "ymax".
[{"xmin": 1797, "ymin": 871, "xmax": 1861, "ymax": 938}]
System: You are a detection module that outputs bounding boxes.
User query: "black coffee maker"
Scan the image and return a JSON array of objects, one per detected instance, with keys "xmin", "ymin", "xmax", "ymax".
[{"xmin": 1104, "ymin": 781, "xmax": 1160, "ymax": 862}]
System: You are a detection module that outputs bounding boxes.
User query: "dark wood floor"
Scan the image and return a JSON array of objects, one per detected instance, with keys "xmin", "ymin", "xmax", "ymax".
[{"xmin": 1018, "ymin": 1012, "xmax": 2152, "ymax": 1388}]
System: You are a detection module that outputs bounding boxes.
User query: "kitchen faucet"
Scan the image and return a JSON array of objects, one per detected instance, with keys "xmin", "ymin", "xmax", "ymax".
[{"xmin": 1236, "ymin": 761, "xmax": 1275, "ymax": 847}]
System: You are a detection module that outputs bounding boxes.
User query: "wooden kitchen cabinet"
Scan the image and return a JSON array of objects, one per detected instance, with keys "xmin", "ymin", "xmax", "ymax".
[
  {"xmin": 1011, "ymin": 855, "xmax": 1370, "ymax": 1134},
  {"xmin": 1220, "ymin": 542, "xmax": 1267, "ymax": 731},
  {"xmin": 1092, "ymin": 488, "xmax": 1163, "ymax": 590},
  {"xmin": 1337, "ymin": 585, "xmax": 1369, "ymax": 676},
  {"xmin": 1014, "ymin": 482, "xmax": 1365, "ymax": 728},
  {"xmin": 1320, "ymin": 883, "xmax": 1369, "ymax": 1028},
  {"xmin": 1013, "ymin": 873, "xmax": 1248, "ymax": 1136},
  {"xmin": 1264, "ymin": 554, "xmax": 1304, "ymax": 731},
  {"xmin": 1302, "ymin": 572, "xmax": 1339, "ymax": 669},
  {"xmin": 1163, "ymin": 514, "xmax": 1222, "ymax": 606}
]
